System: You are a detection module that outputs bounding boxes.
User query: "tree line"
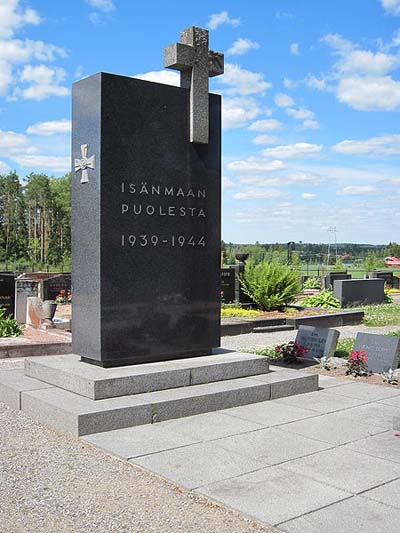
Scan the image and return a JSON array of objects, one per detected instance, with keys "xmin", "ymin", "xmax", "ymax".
[{"xmin": 0, "ymin": 171, "xmax": 71, "ymax": 266}]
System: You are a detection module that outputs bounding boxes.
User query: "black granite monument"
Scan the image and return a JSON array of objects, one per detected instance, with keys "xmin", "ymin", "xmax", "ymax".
[
  {"xmin": 72, "ymin": 27, "xmax": 223, "ymax": 367},
  {"xmin": 0, "ymin": 273, "xmax": 15, "ymax": 318}
]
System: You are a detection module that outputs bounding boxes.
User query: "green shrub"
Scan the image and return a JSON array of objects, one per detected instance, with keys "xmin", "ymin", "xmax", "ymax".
[
  {"xmin": 388, "ymin": 331, "xmax": 400, "ymax": 337},
  {"xmin": 334, "ymin": 337, "xmax": 355, "ymax": 359},
  {"xmin": 239, "ymin": 261, "xmax": 300, "ymax": 311},
  {"xmin": 384, "ymin": 291, "xmax": 394, "ymax": 304},
  {"xmin": 221, "ymin": 307, "xmax": 263, "ymax": 318},
  {"xmin": 300, "ymin": 290, "xmax": 340, "ymax": 309},
  {"xmin": 303, "ymin": 276, "xmax": 322, "ymax": 290},
  {"xmin": 0, "ymin": 308, "xmax": 22, "ymax": 338}
]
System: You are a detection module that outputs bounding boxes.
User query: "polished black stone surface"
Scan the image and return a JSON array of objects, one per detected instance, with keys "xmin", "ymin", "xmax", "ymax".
[
  {"xmin": 72, "ymin": 73, "xmax": 221, "ymax": 366},
  {"xmin": 0, "ymin": 273, "xmax": 15, "ymax": 317},
  {"xmin": 43, "ymin": 274, "xmax": 71, "ymax": 301}
]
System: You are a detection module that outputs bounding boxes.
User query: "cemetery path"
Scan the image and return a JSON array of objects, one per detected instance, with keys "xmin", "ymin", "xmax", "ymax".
[
  {"xmin": 222, "ymin": 324, "xmax": 400, "ymax": 352},
  {"xmin": 0, "ymin": 392, "xmax": 275, "ymax": 533}
]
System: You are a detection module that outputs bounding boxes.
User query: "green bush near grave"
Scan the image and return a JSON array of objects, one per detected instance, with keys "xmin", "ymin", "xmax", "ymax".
[
  {"xmin": 220, "ymin": 307, "xmax": 263, "ymax": 318},
  {"xmin": 300, "ymin": 290, "xmax": 340, "ymax": 309},
  {"xmin": 252, "ymin": 346, "xmax": 282, "ymax": 359},
  {"xmin": 0, "ymin": 308, "xmax": 22, "ymax": 338},
  {"xmin": 334, "ymin": 338, "xmax": 355, "ymax": 359},
  {"xmin": 303, "ymin": 276, "xmax": 322, "ymax": 290},
  {"xmin": 239, "ymin": 261, "xmax": 300, "ymax": 311},
  {"xmin": 388, "ymin": 331, "xmax": 400, "ymax": 337}
]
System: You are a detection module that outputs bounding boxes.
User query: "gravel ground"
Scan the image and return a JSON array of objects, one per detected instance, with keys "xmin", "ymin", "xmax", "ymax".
[
  {"xmin": 0, "ymin": 400, "xmax": 276, "ymax": 533},
  {"xmin": 221, "ymin": 324, "xmax": 400, "ymax": 352}
]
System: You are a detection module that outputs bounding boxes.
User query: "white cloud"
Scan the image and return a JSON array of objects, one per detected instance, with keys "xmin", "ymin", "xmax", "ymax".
[
  {"xmin": 338, "ymin": 185, "xmax": 378, "ymax": 195},
  {"xmin": 17, "ymin": 64, "xmax": 69, "ymax": 100},
  {"xmin": 0, "ymin": 160, "xmax": 10, "ymax": 174},
  {"xmin": 86, "ymin": 0, "xmax": 115, "ymax": 12},
  {"xmin": 227, "ymin": 158, "xmax": 285, "ymax": 174},
  {"xmin": 332, "ymin": 134, "xmax": 400, "ymax": 157},
  {"xmin": 226, "ymin": 38, "xmax": 260, "ymax": 56},
  {"xmin": 301, "ymin": 192, "xmax": 317, "ymax": 200},
  {"xmin": 252, "ymin": 134, "xmax": 278, "ymax": 145},
  {"xmin": 12, "ymin": 154, "xmax": 70, "ymax": 172},
  {"xmin": 248, "ymin": 119, "xmax": 282, "ymax": 132},
  {"xmin": 262, "ymin": 143, "xmax": 323, "ymax": 159},
  {"xmin": 207, "ymin": 11, "xmax": 241, "ymax": 30},
  {"xmin": 217, "ymin": 63, "xmax": 271, "ymax": 96},
  {"xmin": 290, "ymin": 43, "xmax": 299, "ymax": 55},
  {"xmin": 0, "ymin": 0, "xmax": 40, "ymax": 39},
  {"xmin": 134, "ymin": 70, "xmax": 180, "ymax": 86},
  {"xmin": 0, "ymin": 128, "xmax": 29, "ymax": 155},
  {"xmin": 287, "ymin": 107, "xmax": 314, "ymax": 120},
  {"xmin": 27, "ymin": 119, "xmax": 71, "ymax": 136},
  {"xmin": 381, "ymin": 0, "xmax": 400, "ymax": 16},
  {"xmin": 222, "ymin": 176, "xmax": 235, "ymax": 190},
  {"xmin": 284, "ymin": 77, "xmax": 297, "ymax": 89},
  {"xmin": 0, "ymin": 39, "xmax": 67, "ymax": 63},
  {"xmin": 233, "ymin": 189, "xmax": 287, "ymax": 200},
  {"xmin": 304, "ymin": 74, "xmax": 327, "ymax": 90},
  {"xmin": 222, "ymin": 97, "xmax": 261, "ymax": 129},
  {"xmin": 337, "ymin": 75, "xmax": 400, "ymax": 110},
  {"xmin": 274, "ymin": 93, "xmax": 294, "ymax": 107},
  {"xmin": 301, "ymin": 119, "xmax": 319, "ymax": 130},
  {"xmin": 0, "ymin": 59, "xmax": 13, "ymax": 96}
]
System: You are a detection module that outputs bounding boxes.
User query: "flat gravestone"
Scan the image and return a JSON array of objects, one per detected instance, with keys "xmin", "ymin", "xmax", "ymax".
[
  {"xmin": 295, "ymin": 325, "xmax": 340, "ymax": 359},
  {"xmin": 0, "ymin": 273, "xmax": 15, "ymax": 317},
  {"xmin": 354, "ymin": 332, "xmax": 400, "ymax": 373},
  {"xmin": 72, "ymin": 28, "xmax": 223, "ymax": 367},
  {"xmin": 334, "ymin": 279, "xmax": 384, "ymax": 307}
]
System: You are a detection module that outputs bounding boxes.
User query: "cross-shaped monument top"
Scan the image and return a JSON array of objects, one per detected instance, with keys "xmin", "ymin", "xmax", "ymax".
[{"xmin": 164, "ymin": 26, "xmax": 224, "ymax": 144}]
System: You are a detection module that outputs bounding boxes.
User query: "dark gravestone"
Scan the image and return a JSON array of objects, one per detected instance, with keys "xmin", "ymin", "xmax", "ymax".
[
  {"xmin": 43, "ymin": 274, "xmax": 71, "ymax": 301},
  {"xmin": 221, "ymin": 268, "xmax": 235, "ymax": 303},
  {"xmin": 334, "ymin": 279, "xmax": 384, "ymax": 307},
  {"xmin": 72, "ymin": 74, "xmax": 221, "ymax": 367},
  {"xmin": 0, "ymin": 273, "xmax": 15, "ymax": 317},
  {"xmin": 371, "ymin": 271, "xmax": 394, "ymax": 287},
  {"xmin": 295, "ymin": 325, "xmax": 340, "ymax": 359},
  {"xmin": 354, "ymin": 332, "xmax": 400, "ymax": 373},
  {"xmin": 324, "ymin": 271, "xmax": 351, "ymax": 290}
]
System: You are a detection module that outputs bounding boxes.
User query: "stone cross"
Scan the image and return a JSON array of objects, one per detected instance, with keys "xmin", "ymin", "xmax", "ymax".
[
  {"xmin": 74, "ymin": 143, "xmax": 95, "ymax": 184},
  {"xmin": 164, "ymin": 26, "xmax": 224, "ymax": 144}
]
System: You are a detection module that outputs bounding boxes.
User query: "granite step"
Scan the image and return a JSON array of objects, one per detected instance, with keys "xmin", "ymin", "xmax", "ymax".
[
  {"xmin": 252, "ymin": 325, "xmax": 295, "ymax": 333},
  {"xmin": 24, "ymin": 351, "xmax": 270, "ymax": 400},
  {"xmin": 1, "ymin": 368, "xmax": 318, "ymax": 437}
]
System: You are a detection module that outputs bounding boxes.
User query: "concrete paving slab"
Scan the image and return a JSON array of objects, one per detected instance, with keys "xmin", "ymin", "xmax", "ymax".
[
  {"xmin": 282, "ymin": 495, "xmax": 400, "ymax": 532},
  {"xmin": 316, "ymin": 375, "xmax": 349, "ymax": 388},
  {"xmin": 321, "ymin": 381, "xmax": 400, "ymax": 401},
  {"xmin": 277, "ymin": 390, "xmax": 367, "ymax": 414},
  {"xmin": 281, "ymin": 446, "xmax": 400, "ymax": 493},
  {"xmin": 131, "ymin": 441, "xmax": 267, "ymax": 490},
  {"xmin": 212, "ymin": 427, "xmax": 333, "ymax": 465},
  {"xmin": 199, "ymin": 465, "xmax": 350, "ymax": 526},
  {"xmin": 395, "ymin": 416, "xmax": 400, "ymax": 430},
  {"xmin": 222, "ymin": 400, "xmax": 318, "ymax": 427},
  {"xmin": 279, "ymin": 411, "xmax": 386, "ymax": 445},
  {"xmin": 344, "ymin": 431, "xmax": 400, "ymax": 464},
  {"xmin": 0, "ymin": 369, "xmax": 53, "ymax": 410},
  {"xmin": 361, "ymin": 478, "xmax": 400, "ymax": 509},
  {"xmin": 335, "ymin": 402, "xmax": 400, "ymax": 430},
  {"xmin": 379, "ymin": 394, "xmax": 400, "ymax": 408},
  {"xmin": 83, "ymin": 424, "xmax": 198, "ymax": 459}
]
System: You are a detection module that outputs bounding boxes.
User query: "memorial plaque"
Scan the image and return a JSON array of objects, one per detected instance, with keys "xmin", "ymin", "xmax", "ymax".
[
  {"xmin": 295, "ymin": 325, "xmax": 340, "ymax": 359},
  {"xmin": 221, "ymin": 268, "xmax": 235, "ymax": 303},
  {"xmin": 43, "ymin": 274, "xmax": 71, "ymax": 301},
  {"xmin": 0, "ymin": 273, "xmax": 15, "ymax": 317},
  {"xmin": 354, "ymin": 332, "xmax": 400, "ymax": 373},
  {"xmin": 334, "ymin": 279, "xmax": 384, "ymax": 307},
  {"xmin": 72, "ymin": 73, "xmax": 221, "ymax": 366}
]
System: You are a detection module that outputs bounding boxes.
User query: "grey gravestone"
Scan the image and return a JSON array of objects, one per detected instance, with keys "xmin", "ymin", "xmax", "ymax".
[
  {"xmin": 334, "ymin": 278, "xmax": 384, "ymax": 307},
  {"xmin": 0, "ymin": 273, "xmax": 15, "ymax": 317},
  {"xmin": 221, "ymin": 268, "xmax": 235, "ymax": 303},
  {"xmin": 295, "ymin": 325, "xmax": 340, "ymax": 359},
  {"xmin": 43, "ymin": 274, "xmax": 71, "ymax": 301},
  {"xmin": 72, "ymin": 27, "xmax": 223, "ymax": 367},
  {"xmin": 354, "ymin": 332, "xmax": 400, "ymax": 373},
  {"xmin": 371, "ymin": 270, "xmax": 394, "ymax": 287},
  {"xmin": 15, "ymin": 279, "xmax": 38, "ymax": 323}
]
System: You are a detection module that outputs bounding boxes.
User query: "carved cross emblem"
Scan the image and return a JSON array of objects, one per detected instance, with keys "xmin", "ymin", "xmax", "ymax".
[
  {"xmin": 74, "ymin": 144, "xmax": 95, "ymax": 184},
  {"xmin": 164, "ymin": 26, "xmax": 224, "ymax": 144}
]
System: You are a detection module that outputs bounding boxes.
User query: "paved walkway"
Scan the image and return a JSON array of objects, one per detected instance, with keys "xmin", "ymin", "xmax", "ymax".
[{"xmin": 81, "ymin": 372, "xmax": 400, "ymax": 532}]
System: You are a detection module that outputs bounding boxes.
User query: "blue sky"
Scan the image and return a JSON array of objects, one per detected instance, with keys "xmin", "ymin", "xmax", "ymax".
[{"xmin": 1, "ymin": 0, "xmax": 400, "ymax": 244}]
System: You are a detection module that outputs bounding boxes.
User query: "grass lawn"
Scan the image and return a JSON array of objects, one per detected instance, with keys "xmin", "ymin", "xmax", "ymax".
[{"xmin": 358, "ymin": 303, "xmax": 400, "ymax": 327}]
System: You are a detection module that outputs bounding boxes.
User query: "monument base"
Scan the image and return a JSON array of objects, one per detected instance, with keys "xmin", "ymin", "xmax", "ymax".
[{"xmin": 81, "ymin": 348, "xmax": 213, "ymax": 368}]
